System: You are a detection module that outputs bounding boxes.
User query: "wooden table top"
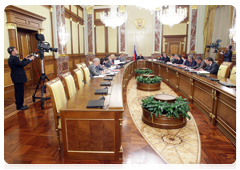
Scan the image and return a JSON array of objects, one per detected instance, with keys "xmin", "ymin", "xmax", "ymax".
[{"xmin": 60, "ymin": 62, "xmax": 133, "ymax": 112}]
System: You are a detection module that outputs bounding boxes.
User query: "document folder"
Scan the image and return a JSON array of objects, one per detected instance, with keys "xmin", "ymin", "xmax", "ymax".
[
  {"xmin": 100, "ymin": 82, "xmax": 111, "ymax": 86},
  {"xmin": 94, "ymin": 89, "xmax": 108, "ymax": 94},
  {"xmin": 86, "ymin": 100, "xmax": 104, "ymax": 108}
]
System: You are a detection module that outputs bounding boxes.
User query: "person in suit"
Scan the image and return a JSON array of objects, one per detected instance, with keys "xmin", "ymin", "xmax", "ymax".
[
  {"xmin": 182, "ymin": 54, "xmax": 188, "ymax": 65},
  {"xmin": 191, "ymin": 56, "xmax": 207, "ymax": 70},
  {"xmin": 172, "ymin": 55, "xmax": 183, "ymax": 64},
  {"xmin": 8, "ymin": 46, "xmax": 35, "ymax": 110},
  {"xmin": 88, "ymin": 58, "xmax": 105, "ymax": 78},
  {"xmin": 220, "ymin": 45, "xmax": 232, "ymax": 62},
  {"xmin": 170, "ymin": 54, "xmax": 175, "ymax": 63},
  {"xmin": 184, "ymin": 55, "xmax": 197, "ymax": 67},
  {"xmin": 116, "ymin": 54, "xmax": 120, "ymax": 60},
  {"xmin": 119, "ymin": 53, "xmax": 126, "ymax": 62},
  {"xmin": 110, "ymin": 54, "xmax": 115, "ymax": 65},
  {"xmin": 158, "ymin": 54, "xmax": 163, "ymax": 60},
  {"xmin": 200, "ymin": 57, "xmax": 219, "ymax": 75},
  {"xmin": 162, "ymin": 53, "xmax": 170, "ymax": 62},
  {"xmin": 137, "ymin": 54, "xmax": 144, "ymax": 60}
]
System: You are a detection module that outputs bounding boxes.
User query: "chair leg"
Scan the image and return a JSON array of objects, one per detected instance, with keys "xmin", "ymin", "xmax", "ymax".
[{"xmin": 56, "ymin": 129, "xmax": 60, "ymax": 150}]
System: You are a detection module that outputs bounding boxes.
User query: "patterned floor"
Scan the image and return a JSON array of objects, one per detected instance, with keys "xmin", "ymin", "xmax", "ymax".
[{"xmin": 126, "ymin": 77, "xmax": 201, "ymax": 164}]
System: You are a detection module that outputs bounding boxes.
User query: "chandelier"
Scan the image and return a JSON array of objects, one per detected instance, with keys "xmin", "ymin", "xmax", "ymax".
[
  {"xmin": 229, "ymin": 26, "xmax": 236, "ymax": 42},
  {"xmin": 100, "ymin": 5, "xmax": 127, "ymax": 29},
  {"xmin": 157, "ymin": 5, "xmax": 187, "ymax": 28},
  {"xmin": 136, "ymin": 5, "xmax": 167, "ymax": 14}
]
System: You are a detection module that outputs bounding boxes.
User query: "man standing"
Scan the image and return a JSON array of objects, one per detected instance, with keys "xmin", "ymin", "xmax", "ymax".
[
  {"xmin": 8, "ymin": 46, "xmax": 35, "ymax": 110},
  {"xmin": 220, "ymin": 45, "xmax": 232, "ymax": 62},
  {"xmin": 184, "ymin": 55, "xmax": 197, "ymax": 67},
  {"xmin": 200, "ymin": 57, "xmax": 219, "ymax": 75},
  {"xmin": 191, "ymin": 56, "xmax": 207, "ymax": 70}
]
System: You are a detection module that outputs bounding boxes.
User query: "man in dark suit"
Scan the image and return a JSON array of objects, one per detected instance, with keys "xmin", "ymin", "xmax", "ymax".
[
  {"xmin": 8, "ymin": 46, "xmax": 35, "ymax": 110},
  {"xmin": 88, "ymin": 58, "xmax": 105, "ymax": 78},
  {"xmin": 184, "ymin": 55, "xmax": 197, "ymax": 67},
  {"xmin": 220, "ymin": 45, "xmax": 232, "ymax": 62},
  {"xmin": 162, "ymin": 53, "xmax": 170, "ymax": 62},
  {"xmin": 200, "ymin": 57, "xmax": 219, "ymax": 75},
  {"xmin": 158, "ymin": 54, "xmax": 163, "ymax": 60},
  {"xmin": 191, "ymin": 56, "xmax": 206, "ymax": 70},
  {"xmin": 172, "ymin": 55, "xmax": 183, "ymax": 64},
  {"xmin": 104, "ymin": 57, "xmax": 111, "ymax": 68},
  {"xmin": 137, "ymin": 54, "xmax": 144, "ymax": 60}
]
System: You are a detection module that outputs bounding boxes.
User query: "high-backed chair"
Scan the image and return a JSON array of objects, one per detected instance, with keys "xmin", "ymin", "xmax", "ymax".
[
  {"xmin": 73, "ymin": 68, "xmax": 84, "ymax": 90},
  {"xmin": 217, "ymin": 62, "xmax": 232, "ymax": 78},
  {"xmin": 81, "ymin": 62, "xmax": 87, "ymax": 67},
  {"xmin": 229, "ymin": 65, "xmax": 236, "ymax": 81},
  {"xmin": 82, "ymin": 66, "xmax": 91, "ymax": 83},
  {"xmin": 46, "ymin": 77, "xmax": 67, "ymax": 150},
  {"xmin": 76, "ymin": 63, "xmax": 84, "ymax": 78},
  {"xmin": 61, "ymin": 72, "xmax": 77, "ymax": 100},
  {"xmin": 89, "ymin": 61, "xmax": 93, "ymax": 65}
]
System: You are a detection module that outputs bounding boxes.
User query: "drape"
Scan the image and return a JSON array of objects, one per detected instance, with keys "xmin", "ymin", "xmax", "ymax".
[{"xmin": 209, "ymin": 5, "xmax": 231, "ymax": 59}]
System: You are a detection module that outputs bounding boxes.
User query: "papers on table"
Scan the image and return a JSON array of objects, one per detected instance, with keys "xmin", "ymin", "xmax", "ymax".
[
  {"xmin": 196, "ymin": 70, "xmax": 210, "ymax": 75},
  {"xmin": 93, "ymin": 75, "xmax": 105, "ymax": 78}
]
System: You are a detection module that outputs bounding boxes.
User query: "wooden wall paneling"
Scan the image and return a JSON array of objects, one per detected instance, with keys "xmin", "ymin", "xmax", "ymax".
[
  {"xmin": 8, "ymin": 29, "xmax": 18, "ymax": 50},
  {"xmin": 168, "ymin": 69, "xmax": 178, "ymax": 90},
  {"xmin": 178, "ymin": 73, "xmax": 191, "ymax": 98}
]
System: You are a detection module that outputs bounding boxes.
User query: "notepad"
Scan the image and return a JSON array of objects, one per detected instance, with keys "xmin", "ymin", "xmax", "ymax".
[
  {"xmin": 100, "ymin": 82, "xmax": 111, "ymax": 86},
  {"xmin": 94, "ymin": 89, "xmax": 108, "ymax": 94},
  {"xmin": 197, "ymin": 71, "xmax": 210, "ymax": 75}
]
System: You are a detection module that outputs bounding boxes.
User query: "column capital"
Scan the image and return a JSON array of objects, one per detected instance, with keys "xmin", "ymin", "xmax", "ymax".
[
  {"xmin": 6, "ymin": 23, "xmax": 16, "ymax": 29},
  {"xmin": 192, "ymin": 5, "xmax": 198, "ymax": 9},
  {"xmin": 86, "ymin": 6, "xmax": 93, "ymax": 14}
]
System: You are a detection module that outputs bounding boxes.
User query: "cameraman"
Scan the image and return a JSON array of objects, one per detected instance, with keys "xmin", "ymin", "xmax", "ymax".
[
  {"xmin": 220, "ymin": 45, "xmax": 232, "ymax": 62},
  {"xmin": 7, "ymin": 46, "xmax": 35, "ymax": 110}
]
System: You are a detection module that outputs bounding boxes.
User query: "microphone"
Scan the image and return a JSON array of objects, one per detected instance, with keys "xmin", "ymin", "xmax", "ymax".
[
  {"xmin": 90, "ymin": 75, "xmax": 108, "ymax": 89},
  {"xmin": 82, "ymin": 80, "xmax": 105, "ymax": 100}
]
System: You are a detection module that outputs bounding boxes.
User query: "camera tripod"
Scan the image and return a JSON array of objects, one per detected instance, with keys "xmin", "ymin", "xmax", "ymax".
[{"xmin": 32, "ymin": 50, "xmax": 50, "ymax": 110}]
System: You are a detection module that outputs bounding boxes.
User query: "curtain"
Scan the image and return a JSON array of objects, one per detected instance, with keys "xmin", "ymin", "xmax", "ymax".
[
  {"xmin": 203, "ymin": 5, "xmax": 221, "ymax": 59},
  {"xmin": 209, "ymin": 5, "xmax": 231, "ymax": 59}
]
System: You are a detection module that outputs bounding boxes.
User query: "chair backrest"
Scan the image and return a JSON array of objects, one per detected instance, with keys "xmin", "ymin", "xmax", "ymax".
[
  {"xmin": 89, "ymin": 61, "xmax": 93, "ymax": 65},
  {"xmin": 81, "ymin": 62, "xmax": 87, "ymax": 67},
  {"xmin": 82, "ymin": 66, "xmax": 91, "ymax": 83},
  {"xmin": 147, "ymin": 59, "xmax": 152, "ymax": 61},
  {"xmin": 217, "ymin": 62, "xmax": 232, "ymax": 78},
  {"xmin": 73, "ymin": 68, "xmax": 84, "ymax": 90},
  {"xmin": 229, "ymin": 65, "xmax": 236, "ymax": 81},
  {"xmin": 61, "ymin": 72, "xmax": 77, "ymax": 100},
  {"xmin": 46, "ymin": 77, "xmax": 67, "ymax": 129}
]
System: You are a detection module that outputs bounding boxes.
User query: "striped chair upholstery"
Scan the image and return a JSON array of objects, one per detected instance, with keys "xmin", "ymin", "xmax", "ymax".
[
  {"xmin": 62, "ymin": 72, "xmax": 77, "ymax": 100},
  {"xmin": 229, "ymin": 66, "xmax": 236, "ymax": 81},
  {"xmin": 73, "ymin": 68, "xmax": 84, "ymax": 90}
]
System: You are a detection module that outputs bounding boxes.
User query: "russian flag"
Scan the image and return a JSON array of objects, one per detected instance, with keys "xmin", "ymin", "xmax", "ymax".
[{"xmin": 134, "ymin": 36, "xmax": 137, "ymax": 61}]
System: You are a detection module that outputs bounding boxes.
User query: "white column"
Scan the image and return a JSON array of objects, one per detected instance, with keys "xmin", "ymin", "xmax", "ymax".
[{"xmin": 187, "ymin": 5, "xmax": 192, "ymax": 53}]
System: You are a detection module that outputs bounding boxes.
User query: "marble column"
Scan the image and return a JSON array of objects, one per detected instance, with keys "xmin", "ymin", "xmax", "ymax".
[
  {"xmin": 55, "ymin": 5, "xmax": 69, "ymax": 77},
  {"xmin": 86, "ymin": 6, "xmax": 95, "ymax": 66},
  {"xmin": 189, "ymin": 6, "xmax": 198, "ymax": 54},
  {"xmin": 119, "ymin": 5, "xmax": 127, "ymax": 58},
  {"xmin": 154, "ymin": 11, "xmax": 160, "ymax": 58}
]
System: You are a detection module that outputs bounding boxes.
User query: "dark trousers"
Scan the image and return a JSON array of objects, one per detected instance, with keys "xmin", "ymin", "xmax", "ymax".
[{"xmin": 14, "ymin": 83, "xmax": 24, "ymax": 109}]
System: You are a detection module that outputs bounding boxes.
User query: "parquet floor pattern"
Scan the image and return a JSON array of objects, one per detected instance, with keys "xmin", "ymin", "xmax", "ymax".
[{"xmin": 4, "ymin": 80, "xmax": 236, "ymax": 164}]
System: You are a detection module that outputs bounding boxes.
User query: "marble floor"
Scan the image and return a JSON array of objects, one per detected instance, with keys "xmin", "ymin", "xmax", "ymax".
[{"xmin": 126, "ymin": 77, "xmax": 201, "ymax": 164}]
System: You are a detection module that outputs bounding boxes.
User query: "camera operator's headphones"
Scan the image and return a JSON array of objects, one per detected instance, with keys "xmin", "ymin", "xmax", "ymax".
[{"xmin": 7, "ymin": 46, "xmax": 15, "ymax": 55}]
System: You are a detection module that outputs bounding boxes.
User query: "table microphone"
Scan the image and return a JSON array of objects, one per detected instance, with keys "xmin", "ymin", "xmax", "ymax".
[
  {"xmin": 82, "ymin": 80, "xmax": 105, "ymax": 100},
  {"xmin": 89, "ymin": 75, "xmax": 108, "ymax": 89}
]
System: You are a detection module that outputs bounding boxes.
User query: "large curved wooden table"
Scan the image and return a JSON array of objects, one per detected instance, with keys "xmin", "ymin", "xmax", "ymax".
[{"xmin": 60, "ymin": 60, "xmax": 236, "ymax": 161}]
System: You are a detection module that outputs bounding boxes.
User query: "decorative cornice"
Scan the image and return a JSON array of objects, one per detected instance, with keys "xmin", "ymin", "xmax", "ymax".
[
  {"xmin": 192, "ymin": 5, "xmax": 198, "ymax": 9},
  {"xmin": 88, "ymin": 52, "xmax": 93, "ymax": 54},
  {"xmin": 6, "ymin": 23, "xmax": 16, "ymax": 29},
  {"xmin": 119, "ymin": 5, "xmax": 126, "ymax": 12},
  {"xmin": 58, "ymin": 54, "xmax": 67, "ymax": 57},
  {"xmin": 189, "ymin": 51, "xmax": 195, "ymax": 53},
  {"xmin": 154, "ymin": 51, "xmax": 160, "ymax": 53}
]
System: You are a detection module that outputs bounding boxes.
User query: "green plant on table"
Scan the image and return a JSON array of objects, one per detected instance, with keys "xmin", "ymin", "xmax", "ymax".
[{"xmin": 141, "ymin": 95, "xmax": 191, "ymax": 120}]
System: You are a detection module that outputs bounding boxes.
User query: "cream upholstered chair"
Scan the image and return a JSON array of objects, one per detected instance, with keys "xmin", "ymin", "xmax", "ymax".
[
  {"xmin": 147, "ymin": 59, "xmax": 152, "ymax": 61},
  {"xmin": 46, "ymin": 77, "xmax": 67, "ymax": 150},
  {"xmin": 61, "ymin": 72, "xmax": 77, "ymax": 100},
  {"xmin": 81, "ymin": 62, "xmax": 86, "ymax": 67},
  {"xmin": 229, "ymin": 66, "xmax": 236, "ymax": 81},
  {"xmin": 76, "ymin": 63, "xmax": 84, "ymax": 79},
  {"xmin": 73, "ymin": 68, "xmax": 84, "ymax": 90},
  {"xmin": 217, "ymin": 62, "xmax": 232, "ymax": 78},
  {"xmin": 89, "ymin": 61, "xmax": 93, "ymax": 65},
  {"xmin": 82, "ymin": 66, "xmax": 91, "ymax": 83}
]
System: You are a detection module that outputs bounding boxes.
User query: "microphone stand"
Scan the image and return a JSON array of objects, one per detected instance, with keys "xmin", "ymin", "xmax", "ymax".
[{"xmin": 82, "ymin": 80, "xmax": 105, "ymax": 100}]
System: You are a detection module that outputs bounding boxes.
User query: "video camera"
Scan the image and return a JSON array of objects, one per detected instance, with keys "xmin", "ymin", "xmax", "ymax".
[
  {"xmin": 34, "ymin": 33, "xmax": 58, "ymax": 59},
  {"xmin": 206, "ymin": 38, "xmax": 222, "ymax": 53}
]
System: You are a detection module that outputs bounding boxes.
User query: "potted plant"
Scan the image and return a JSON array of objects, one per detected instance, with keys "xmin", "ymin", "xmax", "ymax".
[
  {"xmin": 141, "ymin": 95, "xmax": 191, "ymax": 129},
  {"xmin": 134, "ymin": 68, "xmax": 153, "ymax": 77},
  {"xmin": 136, "ymin": 75, "xmax": 162, "ymax": 91}
]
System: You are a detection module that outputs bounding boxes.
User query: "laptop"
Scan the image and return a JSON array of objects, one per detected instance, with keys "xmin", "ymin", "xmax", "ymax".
[
  {"xmin": 94, "ymin": 89, "xmax": 108, "ymax": 94},
  {"xmin": 86, "ymin": 100, "xmax": 104, "ymax": 108}
]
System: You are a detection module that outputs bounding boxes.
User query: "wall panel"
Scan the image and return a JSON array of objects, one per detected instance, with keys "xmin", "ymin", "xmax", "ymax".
[
  {"xmin": 108, "ymin": 27, "xmax": 117, "ymax": 53},
  {"xmin": 72, "ymin": 21, "xmax": 79, "ymax": 54},
  {"xmin": 65, "ymin": 18, "xmax": 72, "ymax": 54},
  {"xmin": 163, "ymin": 23, "xmax": 187, "ymax": 35},
  {"xmin": 71, "ymin": 5, "xmax": 77, "ymax": 15},
  {"xmin": 96, "ymin": 26, "xmax": 105, "ymax": 53},
  {"xmin": 79, "ymin": 24, "xmax": 84, "ymax": 53}
]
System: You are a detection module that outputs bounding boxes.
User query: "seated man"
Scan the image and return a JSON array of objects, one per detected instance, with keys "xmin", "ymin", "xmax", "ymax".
[
  {"xmin": 116, "ymin": 54, "xmax": 120, "ymax": 60},
  {"xmin": 104, "ymin": 57, "xmax": 111, "ymax": 68},
  {"xmin": 162, "ymin": 53, "xmax": 170, "ymax": 62},
  {"xmin": 200, "ymin": 57, "xmax": 219, "ymax": 75},
  {"xmin": 184, "ymin": 55, "xmax": 197, "ymax": 67},
  {"xmin": 170, "ymin": 54, "xmax": 175, "ymax": 63},
  {"xmin": 119, "ymin": 53, "xmax": 126, "ymax": 62},
  {"xmin": 88, "ymin": 58, "xmax": 104, "ymax": 78},
  {"xmin": 158, "ymin": 54, "xmax": 163, "ymax": 60},
  {"xmin": 137, "ymin": 54, "xmax": 144, "ymax": 60},
  {"xmin": 172, "ymin": 55, "xmax": 183, "ymax": 64},
  {"xmin": 191, "ymin": 56, "xmax": 206, "ymax": 70}
]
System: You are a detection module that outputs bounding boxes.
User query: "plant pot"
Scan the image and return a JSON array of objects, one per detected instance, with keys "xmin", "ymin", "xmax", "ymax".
[
  {"xmin": 137, "ymin": 82, "xmax": 161, "ymax": 91},
  {"xmin": 142, "ymin": 107, "xmax": 187, "ymax": 129},
  {"xmin": 142, "ymin": 74, "xmax": 156, "ymax": 78}
]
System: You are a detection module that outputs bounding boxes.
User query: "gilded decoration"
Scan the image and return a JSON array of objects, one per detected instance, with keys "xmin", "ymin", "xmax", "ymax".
[{"xmin": 134, "ymin": 18, "xmax": 145, "ymax": 30}]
